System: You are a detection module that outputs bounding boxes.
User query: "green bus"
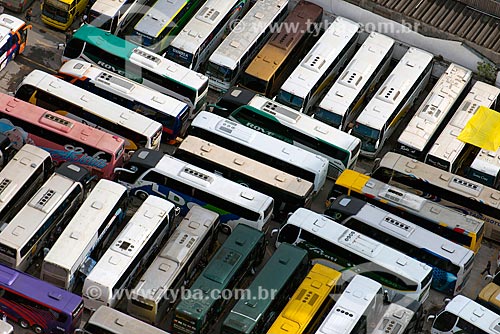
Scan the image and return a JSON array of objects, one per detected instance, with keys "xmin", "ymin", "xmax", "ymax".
[
  {"xmin": 172, "ymin": 224, "xmax": 266, "ymax": 334},
  {"xmin": 221, "ymin": 243, "xmax": 309, "ymax": 334},
  {"xmin": 62, "ymin": 25, "xmax": 209, "ymax": 118}
]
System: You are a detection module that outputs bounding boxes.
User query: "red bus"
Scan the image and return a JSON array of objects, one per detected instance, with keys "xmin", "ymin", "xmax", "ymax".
[
  {"xmin": 0, "ymin": 93, "xmax": 125, "ymax": 179},
  {"xmin": 0, "ymin": 14, "xmax": 31, "ymax": 68}
]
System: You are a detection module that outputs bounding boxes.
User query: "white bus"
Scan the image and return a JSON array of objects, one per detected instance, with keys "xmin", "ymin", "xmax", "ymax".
[
  {"xmin": 82, "ymin": 196, "xmax": 176, "ymax": 310},
  {"xmin": 127, "ymin": 206, "xmax": 219, "ymax": 324},
  {"xmin": 76, "ymin": 306, "xmax": 169, "ymax": 334},
  {"xmin": 428, "ymin": 295, "xmax": 500, "ymax": 334},
  {"xmin": 165, "ymin": 0, "xmax": 250, "ymax": 71},
  {"xmin": 330, "ymin": 169, "xmax": 485, "ymax": 254},
  {"xmin": 15, "ymin": 70, "xmax": 163, "ymax": 152},
  {"xmin": 425, "ymin": 81, "xmax": 500, "ymax": 173},
  {"xmin": 313, "ymin": 32, "xmax": 394, "ymax": 130},
  {"xmin": 326, "ymin": 196, "xmax": 475, "ymax": 296},
  {"xmin": 206, "ymin": 0, "xmax": 289, "ymax": 92},
  {"xmin": 230, "ymin": 95, "xmax": 362, "ymax": 177},
  {"xmin": 188, "ymin": 111, "xmax": 328, "ymax": 194},
  {"xmin": 372, "ymin": 152, "xmax": 500, "ymax": 243},
  {"xmin": 371, "ymin": 296, "xmax": 423, "ymax": 334},
  {"xmin": 116, "ymin": 149, "xmax": 274, "ymax": 234},
  {"xmin": 58, "ymin": 59, "xmax": 190, "ymax": 143},
  {"xmin": 174, "ymin": 135, "xmax": 314, "ymax": 220},
  {"xmin": 467, "ymin": 147, "xmax": 500, "ymax": 189},
  {"xmin": 396, "ymin": 63, "xmax": 472, "ymax": 160},
  {"xmin": 315, "ymin": 275, "xmax": 383, "ymax": 334},
  {"xmin": 41, "ymin": 179, "xmax": 128, "ymax": 291},
  {"xmin": 349, "ymin": 47, "xmax": 433, "ymax": 158},
  {"xmin": 273, "ymin": 208, "xmax": 433, "ymax": 303},
  {"xmin": 88, "ymin": 0, "xmax": 148, "ymax": 34},
  {"xmin": 63, "ymin": 25, "xmax": 209, "ymax": 115},
  {"xmin": 0, "ymin": 163, "xmax": 90, "ymax": 271},
  {"xmin": 0, "ymin": 145, "xmax": 52, "ymax": 229},
  {"xmin": 275, "ymin": 16, "xmax": 359, "ymax": 113}
]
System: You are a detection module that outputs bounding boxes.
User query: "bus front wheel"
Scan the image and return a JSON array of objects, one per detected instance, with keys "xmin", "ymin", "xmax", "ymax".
[
  {"xmin": 220, "ymin": 224, "xmax": 232, "ymax": 235},
  {"xmin": 19, "ymin": 318, "xmax": 29, "ymax": 328},
  {"xmin": 134, "ymin": 190, "xmax": 148, "ymax": 201},
  {"xmin": 33, "ymin": 324, "xmax": 44, "ymax": 334}
]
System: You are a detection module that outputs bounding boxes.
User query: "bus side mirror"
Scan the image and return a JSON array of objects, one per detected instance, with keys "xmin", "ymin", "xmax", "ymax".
[
  {"xmin": 270, "ymin": 229, "xmax": 279, "ymax": 238},
  {"xmin": 426, "ymin": 315, "xmax": 435, "ymax": 322},
  {"xmin": 371, "ymin": 158, "xmax": 381, "ymax": 174},
  {"xmin": 443, "ymin": 298, "xmax": 451, "ymax": 305},
  {"xmin": 485, "ymin": 274, "xmax": 494, "ymax": 282},
  {"xmin": 174, "ymin": 207, "xmax": 180, "ymax": 217}
]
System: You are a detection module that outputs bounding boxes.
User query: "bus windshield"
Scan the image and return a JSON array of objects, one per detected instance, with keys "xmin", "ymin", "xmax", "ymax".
[
  {"xmin": 276, "ymin": 90, "xmax": 304, "ymax": 110},
  {"xmin": 43, "ymin": 0, "xmax": 70, "ymax": 22},
  {"xmin": 240, "ymin": 74, "xmax": 267, "ymax": 94},
  {"xmin": 89, "ymin": 11, "xmax": 112, "ymax": 31},
  {"xmin": 352, "ymin": 122, "xmax": 379, "ymax": 152}
]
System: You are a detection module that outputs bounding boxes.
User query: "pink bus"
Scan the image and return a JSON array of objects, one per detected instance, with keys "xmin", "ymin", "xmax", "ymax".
[{"xmin": 0, "ymin": 93, "xmax": 125, "ymax": 179}]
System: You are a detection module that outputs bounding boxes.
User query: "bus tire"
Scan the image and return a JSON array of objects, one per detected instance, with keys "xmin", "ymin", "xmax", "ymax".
[
  {"xmin": 134, "ymin": 190, "xmax": 148, "ymax": 201},
  {"xmin": 33, "ymin": 324, "xmax": 44, "ymax": 334},
  {"xmin": 220, "ymin": 224, "xmax": 231, "ymax": 235},
  {"xmin": 19, "ymin": 318, "xmax": 29, "ymax": 328}
]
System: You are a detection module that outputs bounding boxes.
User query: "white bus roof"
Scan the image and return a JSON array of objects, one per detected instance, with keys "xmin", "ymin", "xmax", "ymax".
[
  {"xmin": 316, "ymin": 275, "xmax": 382, "ymax": 334},
  {"xmin": 169, "ymin": 0, "xmax": 242, "ymax": 55},
  {"xmin": 88, "ymin": 306, "xmax": 169, "ymax": 334},
  {"xmin": 59, "ymin": 59, "xmax": 188, "ymax": 118},
  {"xmin": 129, "ymin": 47, "xmax": 208, "ymax": 91},
  {"xmin": 20, "ymin": 70, "xmax": 162, "ymax": 138},
  {"xmin": 191, "ymin": 111, "xmax": 328, "ymax": 191},
  {"xmin": 0, "ymin": 14, "xmax": 25, "ymax": 32},
  {"xmin": 134, "ymin": 0, "xmax": 186, "ymax": 37},
  {"xmin": 131, "ymin": 206, "xmax": 218, "ymax": 302},
  {"xmin": 155, "ymin": 154, "xmax": 274, "ymax": 214},
  {"xmin": 356, "ymin": 173, "xmax": 484, "ymax": 233},
  {"xmin": 397, "ymin": 63, "xmax": 472, "ymax": 152},
  {"xmin": 378, "ymin": 152, "xmax": 500, "ymax": 209},
  {"xmin": 338, "ymin": 197, "xmax": 474, "ymax": 266},
  {"xmin": 90, "ymin": 0, "xmax": 129, "ymax": 18},
  {"xmin": 355, "ymin": 47, "xmax": 433, "ymax": 131},
  {"xmin": 43, "ymin": 180, "xmax": 127, "ymax": 272},
  {"xmin": 0, "ymin": 170, "xmax": 79, "ymax": 249},
  {"xmin": 246, "ymin": 95, "xmax": 361, "ymax": 151},
  {"xmin": 443, "ymin": 295, "xmax": 500, "ymax": 334},
  {"xmin": 287, "ymin": 208, "xmax": 432, "ymax": 285},
  {"xmin": 208, "ymin": 0, "xmax": 289, "ymax": 71},
  {"xmin": 0, "ymin": 145, "xmax": 50, "ymax": 219},
  {"xmin": 426, "ymin": 81, "xmax": 500, "ymax": 169},
  {"xmin": 318, "ymin": 32, "xmax": 394, "ymax": 117},
  {"xmin": 85, "ymin": 196, "xmax": 174, "ymax": 290},
  {"xmin": 178, "ymin": 135, "xmax": 313, "ymax": 197},
  {"xmin": 278, "ymin": 16, "xmax": 359, "ymax": 101}
]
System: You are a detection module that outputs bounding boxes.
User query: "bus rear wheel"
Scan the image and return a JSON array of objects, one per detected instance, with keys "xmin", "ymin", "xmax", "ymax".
[
  {"xmin": 33, "ymin": 324, "xmax": 44, "ymax": 334},
  {"xmin": 19, "ymin": 318, "xmax": 29, "ymax": 328}
]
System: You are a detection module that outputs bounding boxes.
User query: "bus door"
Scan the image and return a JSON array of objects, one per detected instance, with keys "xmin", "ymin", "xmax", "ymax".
[{"xmin": 17, "ymin": 23, "xmax": 31, "ymax": 54}]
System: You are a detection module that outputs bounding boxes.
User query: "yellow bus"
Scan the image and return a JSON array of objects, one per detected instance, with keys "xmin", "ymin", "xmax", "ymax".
[
  {"xmin": 266, "ymin": 263, "xmax": 341, "ymax": 334},
  {"xmin": 239, "ymin": 1, "xmax": 323, "ymax": 97},
  {"xmin": 329, "ymin": 169, "xmax": 484, "ymax": 254},
  {"xmin": 41, "ymin": 0, "xmax": 88, "ymax": 30}
]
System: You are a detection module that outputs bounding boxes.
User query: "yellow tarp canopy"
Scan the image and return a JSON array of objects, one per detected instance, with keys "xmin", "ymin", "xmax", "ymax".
[{"xmin": 457, "ymin": 106, "xmax": 500, "ymax": 151}]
